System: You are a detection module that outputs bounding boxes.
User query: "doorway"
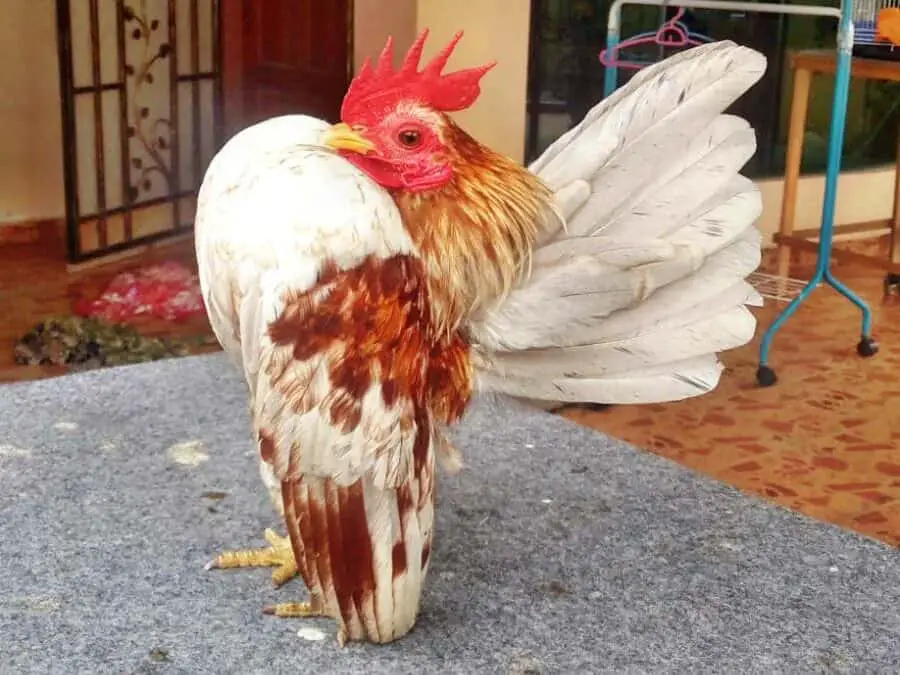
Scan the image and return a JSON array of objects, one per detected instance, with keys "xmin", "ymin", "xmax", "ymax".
[
  {"xmin": 524, "ymin": 1, "xmax": 783, "ymax": 175},
  {"xmin": 220, "ymin": 0, "xmax": 353, "ymax": 136}
]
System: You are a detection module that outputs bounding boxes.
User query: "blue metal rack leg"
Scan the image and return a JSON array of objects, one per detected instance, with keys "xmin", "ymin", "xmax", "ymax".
[{"xmin": 756, "ymin": 7, "xmax": 878, "ymax": 388}]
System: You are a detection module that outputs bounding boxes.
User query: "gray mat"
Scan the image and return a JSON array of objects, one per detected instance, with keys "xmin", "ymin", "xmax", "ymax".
[{"xmin": 1, "ymin": 353, "xmax": 898, "ymax": 674}]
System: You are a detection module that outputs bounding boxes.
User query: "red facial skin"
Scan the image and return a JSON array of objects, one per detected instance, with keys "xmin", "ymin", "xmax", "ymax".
[{"xmin": 338, "ymin": 110, "xmax": 454, "ymax": 193}]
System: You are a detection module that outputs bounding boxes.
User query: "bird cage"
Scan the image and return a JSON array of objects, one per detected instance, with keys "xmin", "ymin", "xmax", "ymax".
[{"xmin": 853, "ymin": 0, "xmax": 900, "ymax": 59}]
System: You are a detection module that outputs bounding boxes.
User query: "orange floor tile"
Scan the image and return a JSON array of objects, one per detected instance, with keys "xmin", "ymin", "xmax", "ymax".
[
  {"xmin": 1, "ymin": 226, "xmax": 898, "ymax": 548},
  {"xmin": 563, "ymin": 243, "xmax": 900, "ymax": 546}
]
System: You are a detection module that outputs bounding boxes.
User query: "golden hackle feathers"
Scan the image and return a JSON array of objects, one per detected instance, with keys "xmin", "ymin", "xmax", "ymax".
[{"xmin": 393, "ymin": 116, "xmax": 557, "ymax": 337}]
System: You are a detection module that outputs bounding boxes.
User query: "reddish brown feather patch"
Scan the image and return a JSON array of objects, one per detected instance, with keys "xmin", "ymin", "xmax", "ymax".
[
  {"xmin": 282, "ymin": 478, "xmax": 377, "ymax": 636},
  {"xmin": 269, "ymin": 254, "xmax": 467, "ymax": 641},
  {"xmin": 280, "ymin": 485, "xmax": 313, "ymax": 590},
  {"xmin": 394, "ymin": 482, "xmax": 413, "ymax": 581},
  {"xmin": 395, "ymin": 483, "xmax": 414, "ymax": 518},
  {"xmin": 340, "ymin": 482, "xmax": 376, "ymax": 616},
  {"xmin": 428, "ymin": 332, "xmax": 472, "ymax": 425},
  {"xmin": 391, "ymin": 541, "xmax": 408, "ymax": 580},
  {"xmin": 267, "ymin": 254, "xmax": 473, "ymax": 433},
  {"xmin": 323, "ymin": 481, "xmax": 351, "ymax": 617},
  {"xmin": 304, "ymin": 485, "xmax": 333, "ymax": 598},
  {"xmin": 258, "ymin": 430, "xmax": 276, "ymax": 465},
  {"xmin": 411, "ymin": 410, "xmax": 431, "ymax": 476}
]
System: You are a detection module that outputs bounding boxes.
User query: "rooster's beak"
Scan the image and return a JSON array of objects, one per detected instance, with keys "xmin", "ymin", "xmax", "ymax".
[{"xmin": 323, "ymin": 122, "xmax": 375, "ymax": 154}]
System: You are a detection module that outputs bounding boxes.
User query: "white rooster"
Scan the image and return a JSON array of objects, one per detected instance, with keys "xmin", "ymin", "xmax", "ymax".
[{"xmin": 193, "ymin": 31, "xmax": 767, "ymax": 645}]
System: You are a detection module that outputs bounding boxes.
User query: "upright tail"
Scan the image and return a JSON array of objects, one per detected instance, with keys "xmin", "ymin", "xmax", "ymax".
[{"xmin": 468, "ymin": 41, "xmax": 768, "ymax": 405}]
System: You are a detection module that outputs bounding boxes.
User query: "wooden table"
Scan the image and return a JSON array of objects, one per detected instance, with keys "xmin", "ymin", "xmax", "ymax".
[{"xmin": 775, "ymin": 49, "xmax": 900, "ymax": 283}]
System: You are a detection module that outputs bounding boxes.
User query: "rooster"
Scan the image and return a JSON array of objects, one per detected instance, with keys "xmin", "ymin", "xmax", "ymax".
[{"xmin": 194, "ymin": 30, "xmax": 767, "ymax": 645}]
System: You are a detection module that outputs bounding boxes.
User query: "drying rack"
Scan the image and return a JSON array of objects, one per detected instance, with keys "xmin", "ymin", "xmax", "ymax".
[{"xmin": 602, "ymin": 0, "xmax": 878, "ymax": 387}]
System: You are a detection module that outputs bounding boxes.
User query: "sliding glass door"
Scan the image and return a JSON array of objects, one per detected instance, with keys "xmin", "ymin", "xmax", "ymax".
[{"xmin": 525, "ymin": 0, "xmax": 900, "ymax": 178}]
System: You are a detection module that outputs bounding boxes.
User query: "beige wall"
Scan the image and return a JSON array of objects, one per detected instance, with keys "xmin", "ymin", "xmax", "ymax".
[
  {"xmin": 353, "ymin": 0, "xmax": 417, "ymax": 72},
  {"xmin": 415, "ymin": 0, "xmax": 531, "ymax": 163},
  {"xmin": 0, "ymin": 0, "xmax": 64, "ymax": 223},
  {"xmin": 756, "ymin": 169, "xmax": 896, "ymax": 243},
  {"xmin": 0, "ymin": 0, "xmax": 895, "ymax": 249}
]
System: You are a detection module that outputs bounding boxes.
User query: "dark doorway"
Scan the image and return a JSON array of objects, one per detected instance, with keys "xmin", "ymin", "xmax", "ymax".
[
  {"xmin": 525, "ymin": 0, "xmax": 900, "ymax": 179},
  {"xmin": 220, "ymin": 0, "xmax": 353, "ymax": 136}
]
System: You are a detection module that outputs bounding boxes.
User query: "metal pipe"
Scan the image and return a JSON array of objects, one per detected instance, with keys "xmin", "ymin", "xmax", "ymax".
[
  {"xmin": 607, "ymin": 0, "xmax": 840, "ymax": 32},
  {"xmin": 759, "ymin": 0, "xmax": 874, "ymax": 370},
  {"xmin": 55, "ymin": 0, "xmax": 81, "ymax": 262},
  {"xmin": 603, "ymin": 0, "xmax": 843, "ymax": 96}
]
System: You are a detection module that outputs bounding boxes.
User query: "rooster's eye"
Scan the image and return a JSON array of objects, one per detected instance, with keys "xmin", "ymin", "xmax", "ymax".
[{"xmin": 397, "ymin": 128, "xmax": 422, "ymax": 148}]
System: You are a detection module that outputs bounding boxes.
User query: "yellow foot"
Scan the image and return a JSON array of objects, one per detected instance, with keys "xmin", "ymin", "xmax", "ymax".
[{"xmin": 204, "ymin": 528, "xmax": 298, "ymax": 588}]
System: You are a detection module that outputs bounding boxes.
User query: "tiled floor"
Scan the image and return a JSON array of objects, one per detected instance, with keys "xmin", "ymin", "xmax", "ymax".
[
  {"xmin": 1, "ymin": 225, "xmax": 898, "ymax": 546},
  {"xmin": 565, "ymin": 243, "xmax": 900, "ymax": 545}
]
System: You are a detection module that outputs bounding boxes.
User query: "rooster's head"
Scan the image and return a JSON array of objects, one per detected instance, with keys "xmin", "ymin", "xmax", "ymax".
[{"xmin": 322, "ymin": 29, "xmax": 495, "ymax": 192}]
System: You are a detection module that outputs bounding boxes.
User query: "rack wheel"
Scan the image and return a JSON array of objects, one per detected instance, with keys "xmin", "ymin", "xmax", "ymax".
[
  {"xmin": 756, "ymin": 365, "xmax": 777, "ymax": 387},
  {"xmin": 857, "ymin": 337, "xmax": 879, "ymax": 358}
]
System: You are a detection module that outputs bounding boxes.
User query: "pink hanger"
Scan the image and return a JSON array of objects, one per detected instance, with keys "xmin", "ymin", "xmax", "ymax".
[{"xmin": 599, "ymin": 8, "xmax": 708, "ymax": 70}]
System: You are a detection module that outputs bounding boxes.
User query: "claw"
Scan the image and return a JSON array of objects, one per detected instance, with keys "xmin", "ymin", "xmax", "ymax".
[
  {"xmin": 262, "ymin": 599, "xmax": 324, "ymax": 618},
  {"xmin": 204, "ymin": 528, "xmax": 298, "ymax": 588},
  {"xmin": 209, "ymin": 529, "xmax": 347, "ymax": 645}
]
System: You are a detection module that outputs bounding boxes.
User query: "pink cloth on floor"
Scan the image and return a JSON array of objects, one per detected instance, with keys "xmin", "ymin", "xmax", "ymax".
[{"xmin": 75, "ymin": 261, "xmax": 205, "ymax": 323}]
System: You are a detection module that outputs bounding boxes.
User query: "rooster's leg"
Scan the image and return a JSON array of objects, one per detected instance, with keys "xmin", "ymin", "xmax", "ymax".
[{"xmin": 204, "ymin": 528, "xmax": 298, "ymax": 587}]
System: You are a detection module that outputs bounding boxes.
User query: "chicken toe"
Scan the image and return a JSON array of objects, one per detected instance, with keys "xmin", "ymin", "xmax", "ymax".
[
  {"xmin": 205, "ymin": 528, "xmax": 298, "ymax": 587},
  {"xmin": 262, "ymin": 596, "xmax": 326, "ymax": 618},
  {"xmin": 263, "ymin": 598, "xmax": 346, "ymax": 647}
]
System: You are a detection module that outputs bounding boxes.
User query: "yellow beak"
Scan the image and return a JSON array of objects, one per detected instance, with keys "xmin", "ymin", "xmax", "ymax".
[{"xmin": 322, "ymin": 122, "xmax": 375, "ymax": 154}]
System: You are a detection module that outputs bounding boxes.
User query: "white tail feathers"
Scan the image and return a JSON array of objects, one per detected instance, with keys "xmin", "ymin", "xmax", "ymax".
[
  {"xmin": 477, "ymin": 356, "xmax": 727, "ymax": 405},
  {"xmin": 469, "ymin": 41, "xmax": 768, "ymax": 405}
]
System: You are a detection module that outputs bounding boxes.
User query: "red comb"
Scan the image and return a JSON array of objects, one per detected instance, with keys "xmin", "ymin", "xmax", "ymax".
[{"xmin": 340, "ymin": 29, "xmax": 496, "ymax": 123}]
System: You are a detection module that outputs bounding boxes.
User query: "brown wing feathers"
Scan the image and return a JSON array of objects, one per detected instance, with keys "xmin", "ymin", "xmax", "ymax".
[{"xmin": 257, "ymin": 253, "xmax": 471, "ymax": 642}]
